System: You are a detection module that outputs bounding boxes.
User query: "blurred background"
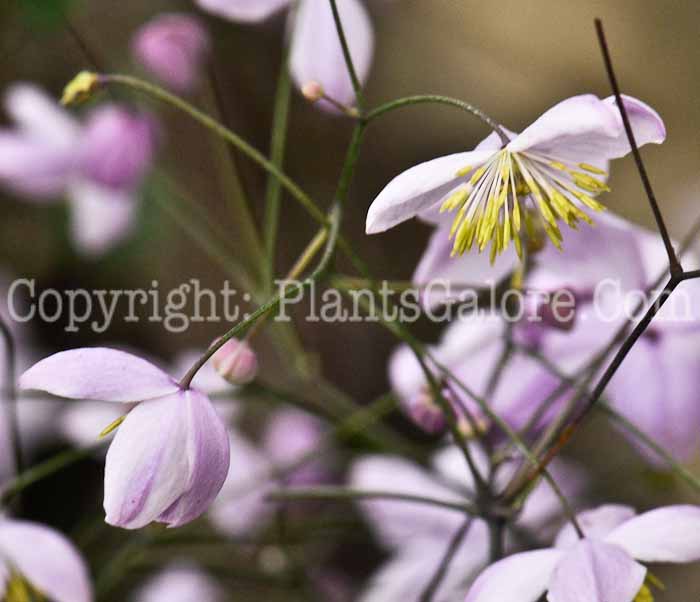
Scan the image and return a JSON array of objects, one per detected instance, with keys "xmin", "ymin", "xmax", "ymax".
[{"xmin": 1, "ymin": 0, "xmax": 699, "ymax": 599}]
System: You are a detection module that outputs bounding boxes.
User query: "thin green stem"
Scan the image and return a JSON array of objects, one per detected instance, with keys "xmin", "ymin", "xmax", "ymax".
[
  {"xmin": 0, "ymin": 317, "xmax": 22, "ymax": 485},
  {"xmin": 101, "ymin": 74, "xmax": 327, "ymax": 226},
  {"xmin": 365, "ymin": 94, "xmax": 509, "ymax": 144},
  {"xmin": 419, "ymin": 519, "xmax": 472, "ymax": 602},
  {"xmin": 263, "ymin": 45, "xmax": 293, "ymax": 289},
  {"xmin": 329, "ymin": 0, "xmax": 364, "ymax": 109},
  {"xmin": 270, "ymin": 486, "xmax": 478, "ymax": 515}
]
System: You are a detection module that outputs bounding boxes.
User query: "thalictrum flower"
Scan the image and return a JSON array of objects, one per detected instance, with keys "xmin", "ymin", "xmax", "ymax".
[
  {"xmin": 133, "ymin": 562, "xmax": 224, "ymax": 602},
  {"xmin": 132, "ymin": 13, "xmax": 211, "ymax": 93},
  {"xmin": 351, "ymin": 445, "xmax": 584, "ymax": 602},
  {"xmin": 193, "ymin": 0, "xmax": 374, "ymax": 111},
  {"xmin": 0, "ymin": 517, "xmax": 92, "ymax": 602},
  {"xmin": 367, "ymin": 94, "xmax": 665, "ymax": 262},
  {"xmin": 465, "ymin": 504, "xmax": 700, "ymax": 602},
  {"xmin": 532, "ymin": 212, "xmax": 700, "ymax": 463},
  {"xmin": 0, "ymin": 85, "xmax": 157, "ymax": 255},
  {"xmin": 19, "ymin": 348, "xmax": 230, "ymax": 529}
]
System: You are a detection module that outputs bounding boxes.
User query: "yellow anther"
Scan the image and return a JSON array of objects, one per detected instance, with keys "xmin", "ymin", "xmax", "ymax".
[
  {"xmin": 550, "ymin": 161, "xmax": 568, "ymax": 171},
  {"xmin": 61, "ymin": 71, "xmax": 100, "ymax": 106},
  {"xmin": 578, "ymin": 162, "xmax": 607, "ymax": 175},
  {"xmin": 99, "ymin": 415, "xmax": 126, "ymax": 438},
  {"xmin": 572, "ymin": 172, "xmax": 610, "ymax": 193},
  {"xmin": 6, "ymin": 572, "xmax": 47, "ymax": 602},
  {"xmin": 469, "ymin": 165, "xmax": 488, "ymax": 186},
  {"xmin": 456, "ymin": 165, "xmax": 473, "ymax": 177},
  {"xmin": 440, "ymin": 188, "xmax": 469, "ymax": 213}
]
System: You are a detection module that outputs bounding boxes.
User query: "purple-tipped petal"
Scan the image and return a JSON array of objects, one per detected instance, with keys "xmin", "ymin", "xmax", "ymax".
[
  {"xmin": 132, "ymin": 13, "xmax": 210, "ymax": 93},
  {"xmin": 350, "ymin": 455, "xmax": 463, "ymax": 549},
  {"xmin": 20, "ymin": 348, "xmax": 178, "ymax": 403},
  {"xmin": 547, "ymin": 539, "xmax": 645, "ymax": 602},
  {"xmin": 555, "ymin": 505, "xmax": 636, "ymax": 550},
  {"xmin": 290, "ymin": 0, "xmax": 374, "ymax": 110},
  {"xmin": 465, "ymin": 549, "xmax": 561, "ymax": 602},
  {"xmin": 68, "ymin": 180, "xmax": 138, "ymax": 255},
  {"xmin": 155, "ymin": 390, "xmax": 230, "ymax": 528},
  {"xmin": 0, "ymin": 519, "xmax": 92, "ymax": 602},
  {"xmin": 366, "ymin": 150, "xmax": 496, "ymax": 234},
  {"xmin": 605, "ymin": 505, "xmax": 700, "ymax": 563},
  {"xmin": 508, "ymin": 94, "xmax": 664, "ymax": 163},
  {"xmin": 195, "ymin": 0, "xmax": 291, "ymax": 23}
]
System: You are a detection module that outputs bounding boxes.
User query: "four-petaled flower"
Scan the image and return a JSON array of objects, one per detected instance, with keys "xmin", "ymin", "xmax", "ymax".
[
  {"xmin": 366, "ymin": 94, "xmax": 665, "ymax": 262},
  {"xmin": 20, "ymin": 348, "xmax": 230, "ymax": 529}
]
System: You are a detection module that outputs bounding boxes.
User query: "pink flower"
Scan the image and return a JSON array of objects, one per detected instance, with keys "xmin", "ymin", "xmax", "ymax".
[
  {"xmin": 132, "ymin": 13, "xmax": 211, "ymax": 93},
  {"xmin": 0, "ymin": 85, "xmax": 157, "ymax": 255},
  {"xmin": 194, "ymin": 0, "xmax": 374, "ymax": 111},
  {"xmin": 0, "ymin": 517, "xmax": 92, "ymax": 602},
  {"xmin": 211, "ymin": 337, "xmax": 258, "ymax": 385},
  {"xmin": 351, "ymin": 445, "xmax": 584, "ymax": 602},
  {"xmin": 466, "ymin": 504, "xmax": 700, "ymax": 602},
  {"xmin": 367, "ymin": 94, "xmax": 664, "ymax": 266},
  {"xmin": 19, "ymin": 348, "xmax": 230, "ymax": 530}
]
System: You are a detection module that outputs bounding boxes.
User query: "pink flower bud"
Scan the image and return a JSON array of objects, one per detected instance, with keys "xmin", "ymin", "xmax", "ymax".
[
  {"xmin": 211, "ymin": 338, "xmax": 258, "ymax": 385},
  {"xmin": 132, "ymin": 13, "xmax": 210, "ymax": 93},
  {"xmin": 79, "ymin": 105, "xmax": 157, "ymax": 191},
  {"xmin": 301, "ymin": 81, "xmax": 324, "ymax": 103}
]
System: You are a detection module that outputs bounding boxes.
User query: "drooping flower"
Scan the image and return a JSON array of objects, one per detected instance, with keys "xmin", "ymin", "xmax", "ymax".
[
  {"xmin": 0, "ymin": 84, "xmax": 157, "ymax": 255},
  {"xmin": 194, "ymin": 0, "xmax": 374, "ymax": 111},
  {"xmin": 0, "ymin": 517, "xmax": 93, "ymax": 602},
  {"xmin": 19, "ymin": 348, "xmax": 230, "ymax": 529},
  {"xmin": 351, "ymin": 444, "xmax": 584, "ymax": 602},
  {"xmin": 132, "ymin": 13, "xmax": 211, "ymax": 93},
  {"xmin": 465, "ymin": 504, "xmax": 700, "ymax": 602},
  {"xmin": 209, "ymin": 408, "xmax": 328, "ymax": 535},
  {"xmin": 367, "ymin": 95, "xmax": 665, "ymax": 262},
  {"xmin": 132, "ymin": 562, "xmax": 224, "ymax": 602}
]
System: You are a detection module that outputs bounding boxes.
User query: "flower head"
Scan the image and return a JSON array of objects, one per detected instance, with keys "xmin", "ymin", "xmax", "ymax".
[
  {"xmin": 195, "ymin": 0, "xmax": 374, "ymax": 112},
  {"xmin": 20, "ymin": 348, "xmax": 230, "ymax": 529},
  {"xmin": 0, "ymin": 518, "xmax": 92, "ymax": 602},
  {"xmin": 366, "ymin": 94, "xmax": 665, "ymax": 262},
  {"xmin": 0, "ymin": 85, "xmax": 157, "ymax": 255},
  {"xmin": 132, "ymin": 13, "xmax": 210, "ymax": 93},
  {"xmin": 466, "ymin": 504, "xmax": 700, "ymax": 602}
]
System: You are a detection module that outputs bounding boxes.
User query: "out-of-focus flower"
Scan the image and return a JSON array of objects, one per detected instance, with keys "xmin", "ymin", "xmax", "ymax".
[
  {"xmin": 367, "ymin": 95, "xmax": 664, "ymax": 262},
  {"xmin": 351, "ymin": 445, "xmax": 584, "ymax": 602},
  {"xmin": 132, "ymin": 563, "xmax": 223, "ymax": 602},
  {"xmin": 20, "ymin": 347, "xmax": 230, "ymax": 529},
  {"xmin": 0, "ymin": 517, "xmax": 92, "ymax": 602},
  {"xmin": 211, "ymin": 337, "xmax": 258, "ymax": 385},
  {"xmin": 132, "ymin": 13, "xmax": 210, "ymax": 93},
  {"xmin": 0, "ymin": 85, "xmax": 157, "ymax": 255},
  {"xmin": 194, "ymin": 0, "xmax": 374, "ymax": 111},
  {"xmin": 209, "ymin": 408, "xmax": 328, "ymax": 535},
  {"xmin": 389, "ymin": 312, "xmax": 565, "ymax": 438},
  {"xmin": 532, "ymin": 212, "xmax": 700, "ymax": 463},
  {"xmin": 466, "ymin": 504, "xmax": 700, "ymax": 602}
]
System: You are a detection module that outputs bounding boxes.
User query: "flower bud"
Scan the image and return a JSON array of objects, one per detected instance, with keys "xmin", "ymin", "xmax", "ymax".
[
  {"xmin": 61, "ymin": 71, "xmax": 99, "ymax": 106},
  {"xmin": 301, "ymin": 81, "xmax": 324, "ymax": 103},
  {"xmin": 79, "ymin": 106, "xmax": 158, "ymax": 191},
  {"xmin": 132, "ymin": 13, "xmax": 210, "ymax": 93},
  {"xmin": 211, "ymin": 338, "xmax": 258, "ymax": 385}
]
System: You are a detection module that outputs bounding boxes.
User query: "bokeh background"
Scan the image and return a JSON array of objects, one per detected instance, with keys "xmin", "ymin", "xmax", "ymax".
[{"xmin": 1, "ymin": 0, "xmax": 699, "ymax": 599}]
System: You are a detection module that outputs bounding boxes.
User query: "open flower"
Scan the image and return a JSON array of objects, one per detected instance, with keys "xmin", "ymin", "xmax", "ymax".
[
  {"xmin": 0, "ymin": 517, "xmax": 92, "ymax": 602},
  {"xmin": 466, "ymin": 504, "xmax": 700, "ymax": 602},
  {"xmin": 367, "ymin": 94, "xmax": 665, "ymax": 262},
  {"xmin": 0, "ymin": 84, "xmax": 157, "ymax": 255},
  {"xmin": 351, "ymin": 445, "xmax": 584, "ymax": 602},
  {"xmin": 19, "ymin": 348, "xmax": 230, "ymax": 529},
  {"xmin": 132, "ymin": 13, "xmax": 211, "ymax": 93},
  {"xmin": 194, "ymin": 0, "xmax": 374, "ymax": 111}
]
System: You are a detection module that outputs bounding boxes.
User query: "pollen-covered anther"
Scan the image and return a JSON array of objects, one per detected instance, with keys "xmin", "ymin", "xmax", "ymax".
[
  {"xmin": 443, "ymin": 149, "xmax": 609, "ymax": 263},
  {"xmin": 5, "ymin": 571, "xmax": 47, "ymax": 602}
]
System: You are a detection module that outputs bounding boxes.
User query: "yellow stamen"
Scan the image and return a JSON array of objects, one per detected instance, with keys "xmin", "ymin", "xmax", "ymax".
[
  {"xmin": 99, "ymin": 415, "xmax": 126, "ymax": 438},
  {"xmin": 456, "ymin": 165, "xmax": 473, "ymax": 177},
  {"xmin": 579, "ymin": 162, "xmax": 607, "ymax": 175}
]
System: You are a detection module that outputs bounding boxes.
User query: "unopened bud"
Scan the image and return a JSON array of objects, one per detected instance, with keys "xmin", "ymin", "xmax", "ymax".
[
  {"xmin": 211, "ymin": 338, "xmax": 258, "ymax": 385},
  {"xmin": 61, "ymin": 71, "xmax": 100, "ymax": 106},
  {"xmin": 301, "ymin": 81, "xmax": 324, "ymax": 103}
]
